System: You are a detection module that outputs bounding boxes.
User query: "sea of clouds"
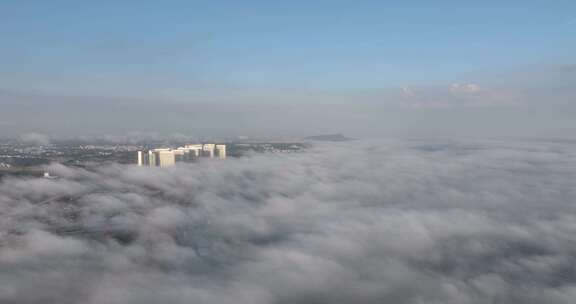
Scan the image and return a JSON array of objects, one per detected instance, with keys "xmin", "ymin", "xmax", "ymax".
[{"xmin": 1, "ymin": 139, "xmax": 576, "ymax": 304}]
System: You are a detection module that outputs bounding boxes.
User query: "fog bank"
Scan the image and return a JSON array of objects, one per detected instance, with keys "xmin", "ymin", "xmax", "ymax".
[{"xmin": 1, "ymin": 139, "xmax": 576, "ymax": 303}]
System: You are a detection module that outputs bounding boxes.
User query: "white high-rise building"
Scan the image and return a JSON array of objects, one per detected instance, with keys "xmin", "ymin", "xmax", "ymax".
[
  {"xmin": 184, "ymin": 144, "xmax": 203, "ymax": 158},
  {"xmin": 148, "ymin": 150, "xmax": 156, "ymax": 167},
  {"xmin": 216, "ymin": 144, "xmax": 226, "ymax": 159},
  {"xmin": 157, "ymin": 150, "xmax": 175, "ymax": 168},
  {"xmin": 137, "ymin": 151, "xmax": 143, "ymax": 166},
  {"xmin": 137, "ymin": 143, "xmax": 226, "ymax": 167},
  {"xmin": 202, "ymin": 144, "xmax": 215, "ymax": 158}
]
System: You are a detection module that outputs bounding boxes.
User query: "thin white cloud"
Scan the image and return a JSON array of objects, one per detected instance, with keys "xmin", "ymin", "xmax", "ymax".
[{"xmin": 402, "ymin": 83, "xmax": 521, "ymax": 108}]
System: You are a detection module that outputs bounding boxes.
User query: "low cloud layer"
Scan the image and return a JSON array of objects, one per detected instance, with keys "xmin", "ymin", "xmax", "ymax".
[{"xmin": 1, "ymin": 139, "xmax": 576, "ymax": 303}]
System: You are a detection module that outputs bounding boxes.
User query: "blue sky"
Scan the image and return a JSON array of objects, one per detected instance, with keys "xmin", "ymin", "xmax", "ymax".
[
  {"xmin": 0, "ymin": 1, "xmax": 575, "ymax": 137},
  {"xmin": 1, "ymin": 0, "xmax": 575, "ymax": 95}
]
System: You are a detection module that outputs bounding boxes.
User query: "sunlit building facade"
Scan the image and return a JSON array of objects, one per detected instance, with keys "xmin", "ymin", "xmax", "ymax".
[{"xmin": 137, "ymin": 144, "xmax": 226, "ymax": 167}]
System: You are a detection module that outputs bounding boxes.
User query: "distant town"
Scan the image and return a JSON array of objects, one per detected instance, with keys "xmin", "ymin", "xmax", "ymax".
[
  {"xmin": 0, "ymin": 133, "xmax": 355, "ymax": 178},
  {"xmin": 0, "ymin": 138, "xmax": 311, "ymax": 179}
]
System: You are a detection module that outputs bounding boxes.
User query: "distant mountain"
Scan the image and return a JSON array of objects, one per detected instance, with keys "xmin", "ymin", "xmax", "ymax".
[{"xmin": 304, "ymin": 134, "xmax": 354, "ymax": 142}]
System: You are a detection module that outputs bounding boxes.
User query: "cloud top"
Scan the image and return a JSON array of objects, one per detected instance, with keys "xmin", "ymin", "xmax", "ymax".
[{"xmin": 1, "ymin": 139, "xmax": 576, "ymax": 303}]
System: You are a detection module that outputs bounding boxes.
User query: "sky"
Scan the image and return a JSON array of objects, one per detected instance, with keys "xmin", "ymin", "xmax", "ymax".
[{"xmin": 1, "ymin": 0, "xmax": 575, "ymax": 138}]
